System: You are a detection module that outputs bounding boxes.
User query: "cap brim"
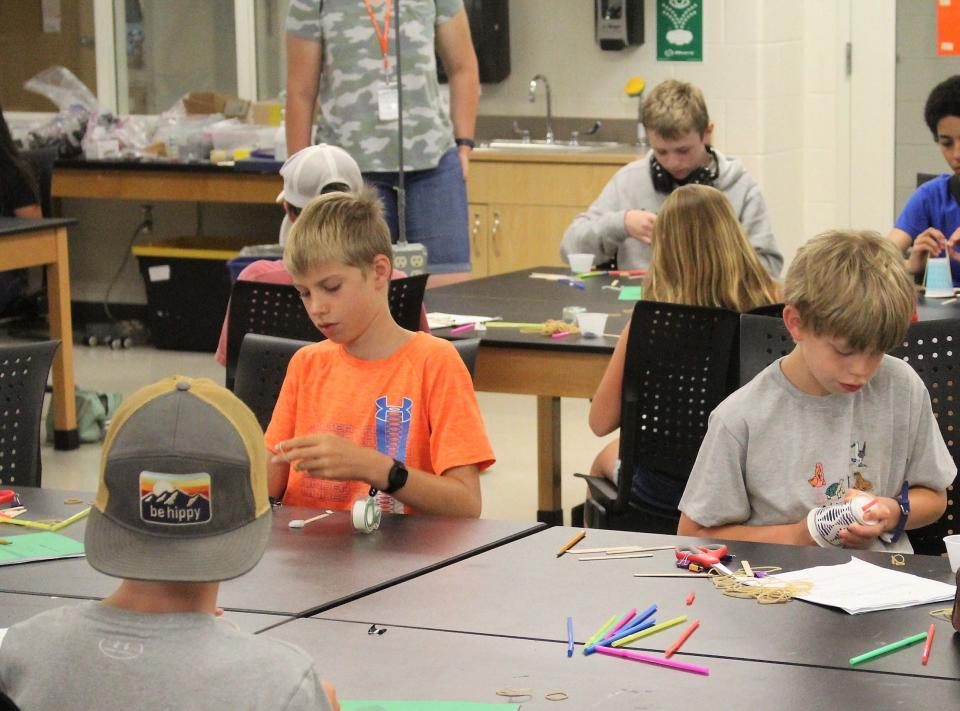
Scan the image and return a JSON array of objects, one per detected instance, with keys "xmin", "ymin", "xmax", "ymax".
[
  {"xmin": 275, "ymin": 190, "xmax": 285, "ymax": 205},
  {"xmin": 84, "ymin": 506, "xmax": 272, "ymax": 583}
]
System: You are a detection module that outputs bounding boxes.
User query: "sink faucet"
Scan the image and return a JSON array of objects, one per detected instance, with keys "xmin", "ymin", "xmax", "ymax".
[{"xmin": 528, "ymin": 74, "xmax": 554, "ymax": 144}]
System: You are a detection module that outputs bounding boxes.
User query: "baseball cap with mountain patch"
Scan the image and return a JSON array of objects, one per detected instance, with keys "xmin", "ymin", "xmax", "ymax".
[{"xmin": 84, "ymin": 376, "xmax": 271, "ymax": 582}]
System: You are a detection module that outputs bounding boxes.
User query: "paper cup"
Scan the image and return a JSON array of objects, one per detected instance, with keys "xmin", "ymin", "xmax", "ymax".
[
  {"xmin": 577, "ymin": 312, "xmax": 608, "ymax": 339},
  {"xmin": 806, "ymin": 494, "xmax": 877, "ymax": 548},
  {"xmin": 944, "ymin": 534, "xmax": 960, "ymax": 572},
  {"xmin": 568, "ymin": 253, "xmax": 595, "ymax": 274}
]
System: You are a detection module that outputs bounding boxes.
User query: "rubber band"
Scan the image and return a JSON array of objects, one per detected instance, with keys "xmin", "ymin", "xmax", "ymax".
[
  {"xmin": 545, "ymin": 692, "xmax": 569, "ymax": 701},
  {"xmin": 496, "ymin": 688, "xmax": 532, "ymax": 702},
  {"xmin": 352, "ymin": 496, "xmax": 382, "ymax": 533},
  {"xmin": 929, "ymin": 606, "xmax": 954, "ymax": 622},
  {"xmin": 710, "ymin": 564, "xmax": 812, "ymax": 604},
  {"xmin": 890, "ymin": 553, "xmax": 906, "ymax": 566}
]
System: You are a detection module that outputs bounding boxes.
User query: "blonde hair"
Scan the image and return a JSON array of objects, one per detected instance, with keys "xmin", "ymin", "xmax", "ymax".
[
  {"xmin": 785, "ymin": 230, "xmax": 915, "ymax": 353},
  {"xmin": 283, "ymin": 186, "xmax": 392, "ymax": 277},
  {"xmin": 642, "ymin": 80, "xmax": 710, "ymax": 139},
  {"xmin": 643, "ymin": 185, "xmax": 780, "ymax": 312}
]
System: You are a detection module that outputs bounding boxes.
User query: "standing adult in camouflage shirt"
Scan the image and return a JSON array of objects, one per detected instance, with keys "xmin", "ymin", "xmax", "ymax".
[{"xmin": 286, "ymin": 0, "xmax": 479, "ymax": 279}]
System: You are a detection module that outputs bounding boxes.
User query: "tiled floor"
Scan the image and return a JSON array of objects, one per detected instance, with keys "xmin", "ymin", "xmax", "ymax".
[{"xmin": 40, "ymin": 344, "xmax": 616, "ymax": 524}]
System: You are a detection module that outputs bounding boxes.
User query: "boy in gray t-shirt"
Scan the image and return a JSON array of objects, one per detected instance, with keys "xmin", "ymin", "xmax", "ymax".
[
  {"xmin": 0, "ymin": 377, "xmax": 339, "ymax": 711},
  {"xmin": 679, "ymin": 231, "xmax": 956, "ymax": 552}
]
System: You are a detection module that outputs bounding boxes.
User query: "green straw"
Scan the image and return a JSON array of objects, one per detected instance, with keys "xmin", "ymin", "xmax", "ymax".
[
  {"xmin": 849, "ymin": 632, "xmax": 928, "ymax": 666},
  {"xmin": 584, "ymin": 614, "xmax": 619, "ymax": 650}
]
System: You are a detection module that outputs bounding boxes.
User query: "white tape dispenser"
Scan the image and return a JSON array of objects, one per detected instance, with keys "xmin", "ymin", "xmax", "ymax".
[{"xmin": 352, "ymin": 486, "xmax": 382, "ymax": 534}]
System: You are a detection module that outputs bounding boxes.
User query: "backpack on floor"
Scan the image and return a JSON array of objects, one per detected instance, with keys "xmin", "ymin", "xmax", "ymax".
[{"xmin": 45, "ymin": 387, "xmax": 122, "ymax": 444}]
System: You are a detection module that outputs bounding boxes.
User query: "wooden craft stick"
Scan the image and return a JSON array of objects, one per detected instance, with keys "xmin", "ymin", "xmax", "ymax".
[
  {"xmin": 578, "ymin": 553, "xmax": 654, "ymax": 561},
  {"xmin": 633, "ymin": 573, "xmax": 713, "ymax": 578},
  {"xmin": 575, "ymin": 545, "xmax": 676, "ymax": 554}
]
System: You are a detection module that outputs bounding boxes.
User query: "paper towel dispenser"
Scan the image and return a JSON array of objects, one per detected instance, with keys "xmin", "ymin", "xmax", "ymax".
[{"xmin": 595, "ymin": 0, "xmax": 644, "ymax": 51}]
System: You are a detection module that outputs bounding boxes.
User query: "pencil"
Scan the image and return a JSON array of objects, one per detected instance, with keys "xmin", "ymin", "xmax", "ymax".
[
  {"xmin": 921, "ymin": 623, "xmax": 935, "ymax": 665},
  {"xmin": 664, "ymin": 619, "xmax": 700, "ymax": 658},
  {"xmin": 849, "ymin": 631, "xmax": 928, "ymax": 666},
  {"xmin": 556, "ymin": 529, "xmax": 586, "ymax": 557}
]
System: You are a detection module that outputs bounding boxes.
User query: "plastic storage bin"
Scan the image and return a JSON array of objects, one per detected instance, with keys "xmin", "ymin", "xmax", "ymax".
[{"xmin": 133, "ymin": 236, "xmax": 262, "ymax": 352}]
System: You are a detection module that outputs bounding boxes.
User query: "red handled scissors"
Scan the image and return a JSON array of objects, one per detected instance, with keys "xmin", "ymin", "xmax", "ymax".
[
  {"xmin": 0, "ymin": 490, "xmax": 18, "ymax": 507},
  {"xmin": 675, "ymin": 544, "xmax": 729, "ymax": 568}
]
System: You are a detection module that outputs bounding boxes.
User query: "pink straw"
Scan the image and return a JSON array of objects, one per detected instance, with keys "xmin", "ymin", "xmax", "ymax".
[
  {"xmin": 594, "ymin": 645, "xmax": 710, "ymax": 676},
  {"xmin": 602, "ymin": 608, "xmax": 638, "ymax": 641}
]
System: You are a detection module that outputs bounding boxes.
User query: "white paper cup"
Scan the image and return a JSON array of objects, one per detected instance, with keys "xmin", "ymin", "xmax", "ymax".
[
  {"xmin": 944, "ymin": 534, "xmax": 960, "ymax": 572},
  {"xmin": 577, "ymin": 312, "xmax": 608, "ymax": 339},
  {"xmin": 568, "ymin": 253, "xmax": 595, "ymax": 274}
]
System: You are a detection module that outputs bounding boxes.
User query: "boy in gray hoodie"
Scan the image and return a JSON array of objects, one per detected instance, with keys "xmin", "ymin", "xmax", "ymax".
[{"xmin": 561, "ymin": 80, "xmax": 783, "ymax": 277}]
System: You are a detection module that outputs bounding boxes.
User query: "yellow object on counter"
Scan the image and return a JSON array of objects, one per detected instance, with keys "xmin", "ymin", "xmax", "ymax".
[{"xmin": 625, "ymin": 76, "xmax": 646, "ymax": 97}]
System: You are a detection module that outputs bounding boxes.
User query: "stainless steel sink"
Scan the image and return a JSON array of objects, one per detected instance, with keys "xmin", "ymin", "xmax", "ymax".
[{"xmin": 479, "ymin": 139, "xmax": 640, "ymax": 154}]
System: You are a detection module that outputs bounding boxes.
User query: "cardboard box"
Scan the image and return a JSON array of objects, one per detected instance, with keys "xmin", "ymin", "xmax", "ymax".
[
  {"xmin": 182, "ymin": 92, "xmax": 250, "ymax": 119},
  {"xmin": 250, "ymin": 101, "xmax": 282, "ymax": 126}
]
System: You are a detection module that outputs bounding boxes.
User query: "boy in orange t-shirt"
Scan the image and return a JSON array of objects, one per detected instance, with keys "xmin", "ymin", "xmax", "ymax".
[{"xmin": 266, "ymin": 189, "xmax": 494, "ymax": 517}]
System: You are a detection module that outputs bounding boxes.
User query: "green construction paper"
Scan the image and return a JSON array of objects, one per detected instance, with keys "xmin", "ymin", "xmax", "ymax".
[
  {"xmin": 618, "ymin": 286, "xmax": 643, "ymax": 301},
  {"xmin": 342, "ymin": 702, "xmax": 518, "ymax": 711},
  {"xmin": 0, "ymin": 531, "xmax": 85, "ymax": 566}
]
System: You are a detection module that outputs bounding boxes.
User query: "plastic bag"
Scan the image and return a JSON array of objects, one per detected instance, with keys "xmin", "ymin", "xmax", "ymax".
[
  {"xmin": 23, "ymin": 65, "xmax": 99, "ymax": 158},
  {"xmin": 23, "ymin": 65, "xmax": 98, "ymax": 112}
]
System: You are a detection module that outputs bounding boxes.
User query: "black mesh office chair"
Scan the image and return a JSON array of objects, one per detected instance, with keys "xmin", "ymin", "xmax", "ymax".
[
  {"xmin": 233, "ymin": 334, "xmax": 313, "ymax": 431},
  {"xmin": 225, "ymin": 274, "xmax": 428, "ymax": 390},
  {"xmin": 581, "ymin": 302, "xmax": 740, "ymax": 532},
  {"xmin": 738, "ymin": 313, "xmax": 792, "ymax": 386},
  {"xmin": 890, "ymin": 319, "xmax": 960, "ymax": 555},
  {"xmin": 0, "ymin": 340, "xmax": 59, "ymax": 487}
]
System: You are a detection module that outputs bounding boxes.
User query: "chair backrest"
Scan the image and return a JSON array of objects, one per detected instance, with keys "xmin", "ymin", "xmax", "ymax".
[
  {"xmin": 450, "ymin": 337, "xmax": 480, "ymax": 379},
  {"xmin": 890, "ymin": 318, "xmax": 960, "ymax": 555},
  {"xmin": 610, "ymin": 301, "xmax": 741, "ymax": 514},
  {"xmin": 20, "ymin": 148, "xmax": 56, "ymax": 216},
  {"xmin": 0, "ymin": 340, "xmax": 59, "ymax": 487},
  {"xmin": 738, "ymin": 313, "xmax": 793, "ymax": 386},
  {"xmin": 225, "ymin": 281, "xmax": 318, "ymax": 389},
  {"xmin": 225, "ymin": 275, "xmax": 429, "ymax": 390},
  {"xmin": 388, "ymin": 273, "xmax": 428, "ymax": 331},
  {"xmin": 233, "ymin": 333, "xmax": 313, "ymax": 431}
]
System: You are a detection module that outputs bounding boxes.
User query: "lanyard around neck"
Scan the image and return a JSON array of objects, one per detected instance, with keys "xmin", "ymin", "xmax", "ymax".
[{"xmin": 363, "ymin": 0, "xmax": 393, "ymax": 72}]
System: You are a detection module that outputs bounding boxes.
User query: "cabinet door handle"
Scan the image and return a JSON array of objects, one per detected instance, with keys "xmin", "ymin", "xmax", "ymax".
[
  {"xmin": 471, "ymin": 211, "xmax": 482, "ymax": 258},
  {"xmin": 491, "ymin": 212, "xmax": 501, "ymax": 257}
]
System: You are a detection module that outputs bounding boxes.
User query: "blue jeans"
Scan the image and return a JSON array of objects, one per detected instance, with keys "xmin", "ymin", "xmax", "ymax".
[{"xmin": 365, "ymin": 147, "xmax": 470, "ymax": 274}]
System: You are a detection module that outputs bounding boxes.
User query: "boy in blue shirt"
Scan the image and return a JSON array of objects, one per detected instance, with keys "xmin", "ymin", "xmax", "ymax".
[
  {"xmin": 889, "ymin": 75, "xmax": 960, "ymax": 285},
  {"xmin": 678, "ymin": 231, "xmax": 955, "ymax": 551}
]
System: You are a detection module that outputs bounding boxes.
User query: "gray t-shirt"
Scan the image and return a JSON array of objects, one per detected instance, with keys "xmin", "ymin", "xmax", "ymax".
[
  {"xmin": 0, "ymin": 602, "xmax": 333, "ymax": 711},
  {"xmin": 679, "ymin": 356, "xmax": 956, "ymax": 552},
  {"xmin": 287, "ymin": 0, "xmax": 462, "ymax": 172},
  {"xmin": 559, "ymin": 151, "xmax": 783, "ymax": 278}
]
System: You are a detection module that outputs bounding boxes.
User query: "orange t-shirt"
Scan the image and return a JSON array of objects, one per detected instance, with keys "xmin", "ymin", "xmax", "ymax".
[{"xmin": 265, "ymin": 332, "xmax": 495, "ymax": 512}]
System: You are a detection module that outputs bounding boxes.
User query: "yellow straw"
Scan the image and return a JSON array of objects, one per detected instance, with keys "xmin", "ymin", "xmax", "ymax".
[{"xmin": 612, "ymin": 615, "xmax": 688, "ymax": 647}]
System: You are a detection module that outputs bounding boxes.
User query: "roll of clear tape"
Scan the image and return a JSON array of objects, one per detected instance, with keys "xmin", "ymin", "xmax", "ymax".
[{"xmin": 352, "ymin": 496, "xmax": 382, "ymax": 533}]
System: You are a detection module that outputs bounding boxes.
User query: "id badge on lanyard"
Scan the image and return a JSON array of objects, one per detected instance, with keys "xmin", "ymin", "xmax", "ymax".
[
  {"xmin": 377, "ymin": 79, "xmax": 399, "ymax": 122},
  {"xmin": 365, "ymin": 0, "xmax": 398, "ymax": 122}
]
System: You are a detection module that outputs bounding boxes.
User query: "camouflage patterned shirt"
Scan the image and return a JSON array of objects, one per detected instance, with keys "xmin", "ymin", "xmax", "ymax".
[{"xmin": 287, "ymin": 0, "xmax": 462, "ymax": 172}]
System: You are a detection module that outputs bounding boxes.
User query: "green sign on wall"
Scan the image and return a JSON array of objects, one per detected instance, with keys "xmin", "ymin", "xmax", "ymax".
[{"xmin": 657, "ymin": 0, "xmax": 703, "ymax": 62}]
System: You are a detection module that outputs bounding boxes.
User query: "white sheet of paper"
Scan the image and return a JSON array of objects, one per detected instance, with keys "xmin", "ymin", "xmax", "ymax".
[
  {"xmin": 426, "ymin": 313, "xmax": 501, "ymax": 330},
  {"xmin": 771, "ymin": 557, "xmax": 956, "ymax": 614}
]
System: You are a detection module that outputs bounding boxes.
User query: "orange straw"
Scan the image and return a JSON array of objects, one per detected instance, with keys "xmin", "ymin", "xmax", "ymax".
[{"xmin": 664, "ymin": 619, "xmax": 700, "ymax": 658}]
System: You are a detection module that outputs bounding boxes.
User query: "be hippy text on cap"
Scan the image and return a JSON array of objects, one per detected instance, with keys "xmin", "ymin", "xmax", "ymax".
[{"xmin": 84, "ymin": 376, "xmax": 271, "ymax": 583}]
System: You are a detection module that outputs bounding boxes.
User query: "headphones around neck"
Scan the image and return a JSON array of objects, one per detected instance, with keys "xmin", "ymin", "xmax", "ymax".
[{"xmin": 649, "ymin": 146, "xmax": 719, "ymax": 194}]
